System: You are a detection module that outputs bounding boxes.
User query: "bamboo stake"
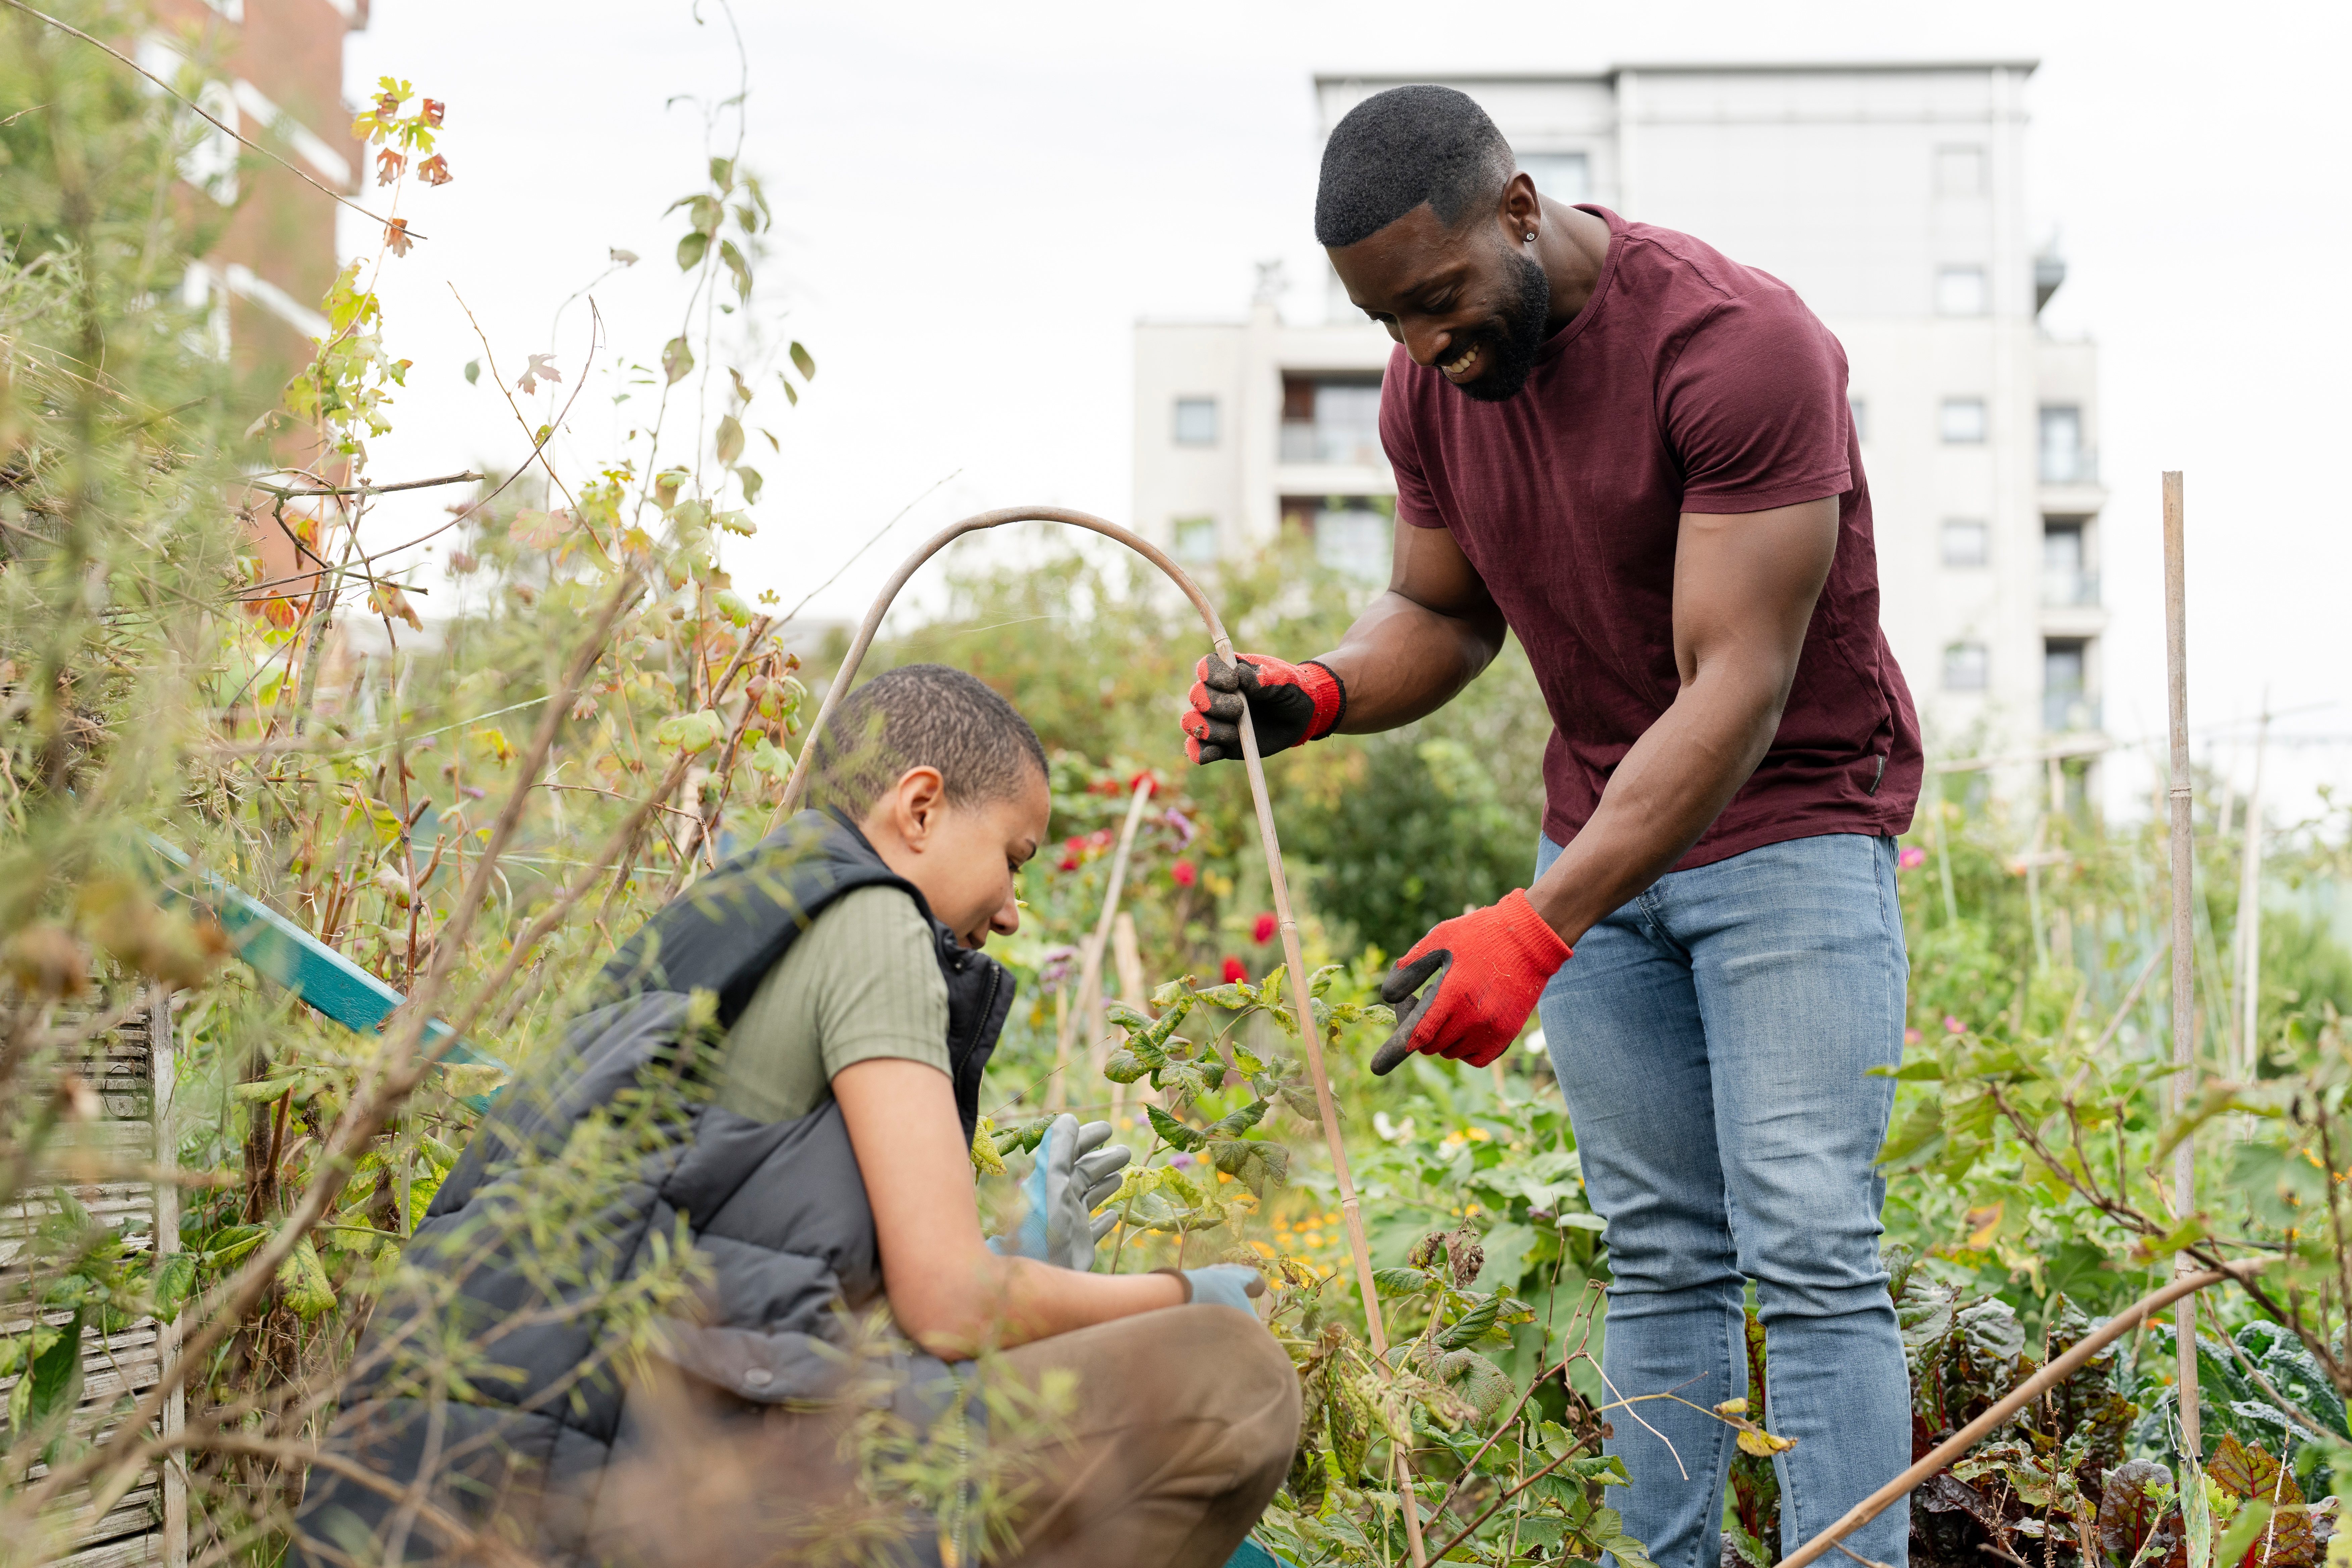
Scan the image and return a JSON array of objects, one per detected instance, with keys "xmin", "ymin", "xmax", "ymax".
[
  {"xmin": 2235, "ymin": 694, "xmax": 2269, "ymax": 1076},
  {"xmin": 1112, "ymin": 911, "xmax": 1145, "ymax": 1119},
  {"xmin": 1776, "ymin": 1264, "xmax": 2249, "ymax": 1568},
  {"xmin": 1071, "ymin": 777, "xmax": 1156, "ymax": 1115},
  {"xmin": 2162, "ymin": 470, "xmax": 2202, "ymax": 1456},
  {"xmin": 771, "ymin": 506, "xmax": 1424, "ymax": 1564}
]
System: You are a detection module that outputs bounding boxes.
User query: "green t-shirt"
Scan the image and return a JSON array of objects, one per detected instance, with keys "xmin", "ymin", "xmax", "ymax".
[{"xmin": 714, "ymin": 885, "xmax": 952, "ymax": 1123}]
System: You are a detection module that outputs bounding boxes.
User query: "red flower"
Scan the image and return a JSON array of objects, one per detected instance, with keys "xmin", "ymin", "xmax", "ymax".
[
  {"xmin": 1252, "ymin": 913, "xmax": 1277, "ymax": 944},
  {"xmin": 1170, "ymin": 860, "xmax": 1197, "ymax": 888},
  {"xmin": 1221, "ymin": 957, "xmax": 1248, "ymax": 984},
  {"xmin": 1128, "ymin": 770, "xmax": 1158, "ymax": 798}
]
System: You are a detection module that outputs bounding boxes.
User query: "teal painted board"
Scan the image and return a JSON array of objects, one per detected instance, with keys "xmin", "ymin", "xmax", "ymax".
[
  {"xmin": 1223, "ymin": 1539, "xmax": 1283, "ymax": 1568},
  {"xmin": 144, "ymin": 835, "xmax": 507, "ymax": 1098}
]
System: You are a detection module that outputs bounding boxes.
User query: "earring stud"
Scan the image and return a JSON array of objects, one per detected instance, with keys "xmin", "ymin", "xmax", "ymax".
[{"xmin": 1523, "ymin": 231, "xmax": 1537, "ymax": 243}]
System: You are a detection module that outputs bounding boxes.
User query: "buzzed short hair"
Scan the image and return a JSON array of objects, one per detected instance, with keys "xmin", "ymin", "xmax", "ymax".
[
  {"xmin": 1315, "ymin": 85, "xmax": 1516, "ymax": 249},
  {"xmin": 807, "ymin": 663, "xmax": 1046, "ymax": 817}
]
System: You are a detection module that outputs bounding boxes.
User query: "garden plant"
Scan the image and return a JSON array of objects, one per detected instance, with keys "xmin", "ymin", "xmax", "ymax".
[{"xmin": 8, "ymin": 2, "xmax": 2352, "ymax": 1565}]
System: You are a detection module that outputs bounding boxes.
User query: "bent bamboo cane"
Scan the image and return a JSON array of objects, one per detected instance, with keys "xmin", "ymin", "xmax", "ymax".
[{"xmin": 767, "ymin": 506, "xmax": 1427, "ymax": 1564}]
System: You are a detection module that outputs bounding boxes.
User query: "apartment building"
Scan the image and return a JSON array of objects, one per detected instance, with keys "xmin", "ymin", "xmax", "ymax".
[
  {"xmin": 146, "ymin": 0, "xmax": 367, "ymax": 369},
  {"xmin": 1132, "ymin": 63, "xmax": 2108, "ymax": 774}
]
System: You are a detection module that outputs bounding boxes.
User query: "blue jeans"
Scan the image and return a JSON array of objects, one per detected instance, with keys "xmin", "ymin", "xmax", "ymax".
[{"xmin": 1534, "ymin": 831, "xmax": 1911, "ymax": 1568}]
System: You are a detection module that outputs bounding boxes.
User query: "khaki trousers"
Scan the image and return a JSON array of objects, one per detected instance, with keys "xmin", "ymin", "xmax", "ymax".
[
  {"xmin": 982, "ymin": 1304, "xmax": 1302, "ymax": 1568},
  {"xmin": 594, "ymin": 1304, "xmax": 1300, "ymax": 1568}
]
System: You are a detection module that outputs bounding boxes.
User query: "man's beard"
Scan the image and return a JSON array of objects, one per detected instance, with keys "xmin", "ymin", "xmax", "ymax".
[{"xmin": 1453, "ymin": 248, "xmax": 1554, "ymax": 404}]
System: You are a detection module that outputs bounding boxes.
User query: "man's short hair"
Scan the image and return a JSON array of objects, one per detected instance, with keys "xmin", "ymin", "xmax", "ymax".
[
  {"xmin": 807, "ymin": 663, "xmax": 1046, "ymax": 817},
  {"xmin": 1315, "ymin": 85, "xmax": 1516, "ymax": 249}
]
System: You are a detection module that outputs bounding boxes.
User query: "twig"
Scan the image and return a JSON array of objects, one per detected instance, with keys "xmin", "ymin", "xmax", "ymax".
[{"xmin": 244, "ymin": 469, "xmax": 485, "ymax": 500}]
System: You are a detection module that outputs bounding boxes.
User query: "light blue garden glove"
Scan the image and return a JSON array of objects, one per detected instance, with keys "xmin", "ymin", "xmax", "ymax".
[
  {"xmin": 987, "ymin": 1113, "xmax": 1131, "ymax": 1272},
  {"xmin": 1164, "ymin": 1263, "xmax": 1268, "ymax": 1315}
]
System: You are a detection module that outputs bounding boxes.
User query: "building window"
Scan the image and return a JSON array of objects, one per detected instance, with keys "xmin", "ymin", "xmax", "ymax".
[
  {"xmin": 1279, "ymin": 376, "xmax": 1384, "ymax": 467},
  {"xmin": 2039, "ymin": 405, "xmax": 2090, "ymax": 483},
  {"xmin": 1848, "ymin": 396, "xmax": 1868, "ymax": 444},
  {"xmin": 1942, "ymin": 519, "xmax": 1989, "ymax": 568},
  {"xmin": 1515, "ymin": 151, "xmax": 1591, "ymax": 203},
  {"xmin": 1281, "ymin": 495, "xmax": 1393, "ymax": 583},
  {"xmin": 2043, "ymin": 519, "xmax": 2097, "ymax": 606},
  {"xmin": 1172, "ymin": 397, "xmax": 1218, "ymax": 447},
  {"xmin": 1943, "ymin": 642, "xmax": 1989, "ymax": 692},
  {"xmin": 1935, "ymin": 145, "xmax": 1986, "ymax": 196},
  {"xmin": 1172, "ymin": 515, "xmax": 1218, "ymax": 563},
  {"xmin": 1937, "ymin": 267, "xmax": 1988, "ymax": 316},
  {"xmin": 1940, "ymin": 398, "xmax": 1987, "ymax": 444},
  {"xmin": 2044, "ymin": 638, "xmax": 2095, "ymax": 731}
]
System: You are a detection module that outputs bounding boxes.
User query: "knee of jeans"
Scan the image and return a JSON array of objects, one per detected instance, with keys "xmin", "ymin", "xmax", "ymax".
[{"xmin": 1752, "ymin": 1267, "xmax": 1899, "ymax": 1324}]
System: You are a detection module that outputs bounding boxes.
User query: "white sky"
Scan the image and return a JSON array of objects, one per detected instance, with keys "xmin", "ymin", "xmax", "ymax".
[{"xmin": 342, "ymin": 0, "xmax": 2352, "ymax": 825}]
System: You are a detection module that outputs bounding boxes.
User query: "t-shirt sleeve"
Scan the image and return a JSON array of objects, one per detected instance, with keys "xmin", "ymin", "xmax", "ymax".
[
  {"xmin": 806, "ymin": 886, "xmax": 952, "ymax": 1082},
  {"xmin": 1662, "ymin": 294, "xmax": 1854, "ymax": 516},
  {"xmin": 1379, "ymin": 349, "xmax": 1448, "ymax": 530}
]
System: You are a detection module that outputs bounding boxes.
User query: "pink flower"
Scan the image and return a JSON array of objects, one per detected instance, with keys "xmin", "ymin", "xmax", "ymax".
[
  {"xmin": 1898, "ymin": 846, "xmax": 1927, "ymax": 870},
  {"xmin": 1170, "ymin": 860, "xmax": 1197, "ymax": 888},
  {"xmin": 1221, "ymin": 956, "xmax": 1248, "ymax": 984},
  {"xmin": 1162, "ymin": 807, "xmax": 1196, "ymax": 850},
  {"xmin": 1252, "ymin": 913, "xmax": 1277, "ymax": 945},
  {"xmin": 1904, "ymin": 1028, "xmax": 1923, "ymax": 1046},
  {"xmin": 1944, "ymin": 1015, "xmax": 1966, "ymax": 1035}
]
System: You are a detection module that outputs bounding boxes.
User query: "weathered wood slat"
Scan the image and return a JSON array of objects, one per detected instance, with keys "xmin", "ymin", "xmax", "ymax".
[{"xmin": 7, "ymin": 992, "xmax": 186, "ymax": 1568}]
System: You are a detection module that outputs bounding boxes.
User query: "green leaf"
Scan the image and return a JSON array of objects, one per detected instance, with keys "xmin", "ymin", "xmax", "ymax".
[
  {"xmin": 719, "ymin": 239, "xmax": 751, "ymax": 301},
  {"xmin": 1374, "ymin": 1266, "xmax": 1436, "ymax": 1297},
  {"xmin": 662, "ymin": 335, "xmax": 695, "ymax": 385},
  {"xmin": 734, "ymin": 466, "xmax": 763, "ymax": 504},
  {"xmin": 462, "ymin": 357, "xmax": 479, "ymax": 385},
  {"xmin": 688, "ymin": 193, "xmax": 723, "ymax": 236},
  {"xmin": 234, "ymin": 1071, "xmax": 304, "ymax": 1102},
  {"xmin": 708, "ymin": 155, "xmax": 734, "ymax": 189},
  {"xmin": 1208, "ymin": 1099, "xmax": 1268, "ymax": 1139},
  {"xmin": 1147, "ymin": 1105, "xmax": 1204, "ymax": 1152},
  {"xmin": 676, "ymin": 230, "xmax": 710, "ymax": 272},
  {"xmin": 1439, "ymin": 1293, "xmax": 1502, "ymax": 1350},
  {"xmin": 789, "ymin": 340, "xmax": 816, "ymax": 380},
  {"xmin": 1149, "ymin": 975, "xmax": 1193, "ymax": 1008},
  {"xmin": 1102, "ymin": 1048, "xmax": 1152, "ymax": 1084},
  {"xmin": 781, "ymin": 379, "xmax": 798, "ymax": 406},
  {"xmin": 1105, "ymin": 1000, "xmax": 1152, "ymax": 1032},
  {"xmin": 1195, "ymin": 982, "xmax": 1254, "ymax": 1010},
  {"xmin": 715, "ymin": 509, "xmax": 756, "ymax": 537},
  {"xmin": 1228, "ymin": 1040, "xmax": 1266, "ymax": 1075},
  {"xmin": 8, "ymin": 1309, "xmax": 83, "ymax": 1440},
  {"xmin": 276, "ymin": 1236, "xmax": 337, "ymax": 1319},
  {"xmin": 202, "ymin": 1223, "xmax": 267, "ymax": 1266},
  {"xmin": 1308, "ymin": 963, "xmax": 1343, "ymax": 998},
  {"xmin": 716, "ymin": 413, "xmax": 745, "ymax": 465},
  {"xmin": 150, "ymin": 1252, "xmax": 197, "ymax": 1323},
  {"xmin": 1207, "ymin": 1136, "xmax": 1289, "ymax": 1197}
]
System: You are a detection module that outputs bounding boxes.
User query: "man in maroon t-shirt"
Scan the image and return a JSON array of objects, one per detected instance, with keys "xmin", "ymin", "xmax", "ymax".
[{"xmin": 1182, "ymin": 87, "xmax": 1917, "ymax": 1568}]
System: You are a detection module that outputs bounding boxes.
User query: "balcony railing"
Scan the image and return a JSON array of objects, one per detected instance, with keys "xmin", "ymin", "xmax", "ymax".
[
  {"xmin": 1279, "ymin": 421, "xmax": 1385, "ymax": 468},
  {"xmin": 2043, "ymin": 692, "xmax": 2103, "ymax": 733},
  {"xmin": 2040, "ymin": 448, "xmax": 2100, "ymax": 485},
  {"xmin": 2042, "ymin": 568, "xmax": 2101, "ymax": 607}
]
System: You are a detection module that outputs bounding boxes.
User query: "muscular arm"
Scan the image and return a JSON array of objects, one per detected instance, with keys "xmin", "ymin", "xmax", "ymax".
[
  {"xmin": 1312, "ymin": 520, "xmax": 1510, "ymax": 732},
  {"xmin": 1522, "ymin": 497, "xmax": 1840, "ymax": 946},
  {"xmin": 834, "ymin": 1058, "xmax": 1181, "ymax": 1359}
]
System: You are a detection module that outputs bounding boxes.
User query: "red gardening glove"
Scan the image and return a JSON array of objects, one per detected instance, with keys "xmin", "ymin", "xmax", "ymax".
[
  {"xmin": 1370, "ymin": 891, "xmax": 1572, "ymax": 1072},
  {"xmin": 1182, "ymin": 653, "xmax": 1346, "ymax": 765}
]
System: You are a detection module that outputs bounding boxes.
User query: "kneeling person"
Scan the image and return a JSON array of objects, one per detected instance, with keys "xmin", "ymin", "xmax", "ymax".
[{"xmin": 300, "ymin": 663, "xmax": 1299, "ymax": 1568}]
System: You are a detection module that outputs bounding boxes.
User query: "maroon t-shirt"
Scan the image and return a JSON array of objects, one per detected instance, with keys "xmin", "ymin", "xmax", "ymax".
[{"xmin": 1381, "ymin": 206, "xmax": 1920, "ymax": 870}]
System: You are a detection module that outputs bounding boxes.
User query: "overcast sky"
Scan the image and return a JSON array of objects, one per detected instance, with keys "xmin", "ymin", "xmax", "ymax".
[{"xmin": 341, "ymin": 0, "xmax": 2351, "ymax": 823}]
